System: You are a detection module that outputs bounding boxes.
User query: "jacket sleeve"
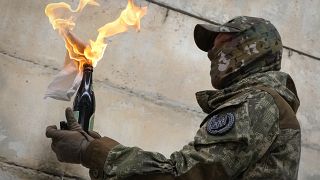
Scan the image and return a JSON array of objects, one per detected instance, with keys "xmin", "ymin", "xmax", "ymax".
[{"xmin": 89, "ymin": 91, "xmax": 280, "ymax": 180}]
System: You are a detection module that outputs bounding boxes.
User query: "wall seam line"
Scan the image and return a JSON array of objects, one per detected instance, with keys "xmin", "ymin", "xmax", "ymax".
[
  {"xmin": 0, "ymin": 51, "xmax": 205, "ymax": 118},
  {"xmin": 145, "ymin": 0, "xmax": 320, "ymax": 61},
  {"xmin": 145, "ymin": 0, "xmax": 220, "ymax": 25},
  {"xmin": 301, "ymin": 143, "xmax": 320, "ymax": 151},
  {"xmin": 0, "ymin": 160, "xmax": 83, "ymax": 179}
]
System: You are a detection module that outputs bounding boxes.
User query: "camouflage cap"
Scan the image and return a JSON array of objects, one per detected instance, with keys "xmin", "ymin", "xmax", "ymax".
[
  {"xmin": 198, "ymin": 16, "xmax": 283, "ymax": 89},
  {"xmin": 194, "ymin": 16, "xmax": 274, "ymax": 52}
]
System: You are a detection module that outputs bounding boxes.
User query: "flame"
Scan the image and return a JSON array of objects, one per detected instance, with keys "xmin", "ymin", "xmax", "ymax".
[{"xmin": 45, "ymin": 0, "xmax": 147, "ymax": 69}]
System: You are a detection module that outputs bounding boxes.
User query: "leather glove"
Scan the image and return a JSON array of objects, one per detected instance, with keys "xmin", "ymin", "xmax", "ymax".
[
  {"xmin": 46, "ymin": 107, "xmax": 99, "ymax": 164},
  {"xmin": 46, "ymin": 107, "xmax": 119, "ymax": 171}
]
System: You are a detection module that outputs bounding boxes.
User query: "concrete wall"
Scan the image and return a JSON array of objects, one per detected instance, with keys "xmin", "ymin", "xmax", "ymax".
[{"xmin": 0, "ymin": 0, "xmax": 319, "ymax": 179}]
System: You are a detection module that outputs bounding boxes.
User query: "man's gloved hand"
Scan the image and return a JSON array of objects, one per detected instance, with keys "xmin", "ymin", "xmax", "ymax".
[
  {"xmin": 46, "ymin": 107, "xmax": 100, "ymax": 164},
  {"xmin": 46, "ymin": 107, "xmax": 119, "ymax": 172}
]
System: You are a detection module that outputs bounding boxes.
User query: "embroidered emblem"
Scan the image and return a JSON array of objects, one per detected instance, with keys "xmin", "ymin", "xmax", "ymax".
[{"xmin": 206, "ymin": 113, "xmax": 235, "ymax": 135}]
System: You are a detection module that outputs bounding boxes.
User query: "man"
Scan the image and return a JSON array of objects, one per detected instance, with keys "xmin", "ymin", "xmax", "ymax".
[{"xmin": 46, "ymin": 16, "xmax": 301, "ymax": 179}]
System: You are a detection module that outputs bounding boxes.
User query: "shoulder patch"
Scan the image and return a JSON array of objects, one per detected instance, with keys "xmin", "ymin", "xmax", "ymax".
[{"xmin": 206, "ymin": 112, "xmax": 235, "ymax": 135}]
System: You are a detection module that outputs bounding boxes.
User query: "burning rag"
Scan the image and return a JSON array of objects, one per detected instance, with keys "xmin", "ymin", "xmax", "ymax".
[{"xmin": 44, "ymin": 55, "xmax": 82, "ymax": 101}]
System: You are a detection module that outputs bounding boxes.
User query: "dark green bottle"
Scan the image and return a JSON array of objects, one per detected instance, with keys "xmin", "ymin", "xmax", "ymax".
[{"xmin": 73, "ymin": 64, "xmax": 95, "ymax": 132}]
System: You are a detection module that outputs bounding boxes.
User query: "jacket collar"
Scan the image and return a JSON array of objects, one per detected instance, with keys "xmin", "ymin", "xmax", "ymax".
[{"xmin": 196, "ymin": 71, "xmax": 300, "ymax": 114}]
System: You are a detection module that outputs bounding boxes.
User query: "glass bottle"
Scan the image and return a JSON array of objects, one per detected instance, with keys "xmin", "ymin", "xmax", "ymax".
[{"xmin": 73, "ymin": 64, "xmax": 95, "ymax": 132}]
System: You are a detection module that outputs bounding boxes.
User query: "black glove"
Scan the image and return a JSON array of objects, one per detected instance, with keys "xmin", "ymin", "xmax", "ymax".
[{"xmin": 46, "ymin": 107, "xmax": 100, "ymax": 164}]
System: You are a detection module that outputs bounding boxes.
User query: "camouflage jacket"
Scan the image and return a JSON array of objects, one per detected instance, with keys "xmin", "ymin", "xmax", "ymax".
[{"xmin": 89, "ymin": 71, "xmax": 301, "ymax": 180}]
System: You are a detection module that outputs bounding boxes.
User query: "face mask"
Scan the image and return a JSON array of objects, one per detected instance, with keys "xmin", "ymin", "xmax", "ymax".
[
  {"xmin": 207, "ymin": 46, "xmax": 234, "ymax": 89},
  {"xmin": 205, "ymin": 20, "xmax": 283, "ymax": 90},
  {"xmin": 207, "ymin": 47, "xmax": 219, "ymax": 61}
]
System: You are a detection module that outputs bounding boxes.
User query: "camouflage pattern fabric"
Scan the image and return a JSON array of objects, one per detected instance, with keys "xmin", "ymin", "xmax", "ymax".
[
  {"xmin": 206, "ymin": 16, "xmax": 283, "ymax": 89},
  {"xmin": 96, "ymin": 71, "xmax": 301, "ymax": 180},
  {"xmin": 91, "ymin": 16, "xmax": 301, "ymax": 180}
]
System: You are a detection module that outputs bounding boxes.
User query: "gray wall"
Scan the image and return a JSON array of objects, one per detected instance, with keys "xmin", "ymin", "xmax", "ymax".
[{"xmin": 0, "ymin": 0, "xmax": 319, "ymax": 179}]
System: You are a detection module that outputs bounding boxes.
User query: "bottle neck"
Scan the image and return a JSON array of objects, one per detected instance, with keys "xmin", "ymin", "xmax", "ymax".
[{"xmin": 81, "ymin": 65, "xmax": 93, "ymax": 91}]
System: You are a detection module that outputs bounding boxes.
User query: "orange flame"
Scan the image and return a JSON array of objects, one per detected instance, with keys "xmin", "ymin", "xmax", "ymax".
[{"xmin": 45, "ymin": 0, "xmax": 147, "ymax": 69}]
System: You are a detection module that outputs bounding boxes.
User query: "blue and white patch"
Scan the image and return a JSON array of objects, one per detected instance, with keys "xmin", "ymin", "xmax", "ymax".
[{"xmin": 206, "ymin": 113, "xmax": 235, "ymax": 135}]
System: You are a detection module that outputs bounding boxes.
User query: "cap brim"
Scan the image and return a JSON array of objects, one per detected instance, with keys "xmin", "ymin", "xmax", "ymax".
[{"xmin": 194, "ymin": 24, "xmax": 240, "ymax": 52}]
